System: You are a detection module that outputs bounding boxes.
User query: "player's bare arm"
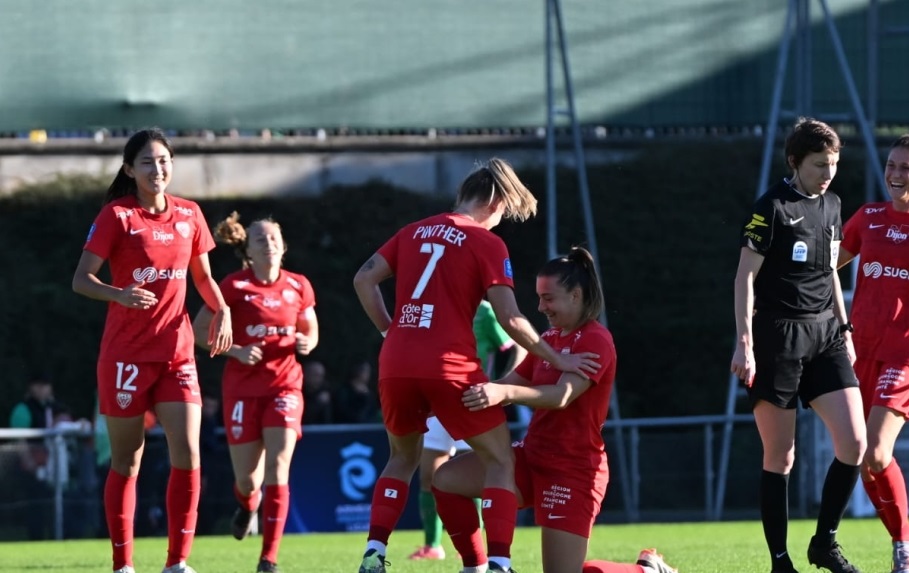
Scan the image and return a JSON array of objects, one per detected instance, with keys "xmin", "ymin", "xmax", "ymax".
[
  {"xmin": 73, "ymin": 250, "xmax": 159, "ymax": 308},
  {"xmin": 353, "ymin": 253, "xmax": 394, "ymax": 334},
  {"xmin": 463, "ymin": 372, "xmax": 592, "ymax": 412},
  {"xmin": 295, "ymin": 307, "xmax": 319, "ymax": 355},
  {"xmin": 731, "ymin": 247, "xmax": 764, "ymax": 386},
  {"xmin": 487, "ymin": 285, "xmax": 600, "ymax": 377},
  {"xmin": 188, "ymin": 253, "xmax": 232, "ymax": 356}
]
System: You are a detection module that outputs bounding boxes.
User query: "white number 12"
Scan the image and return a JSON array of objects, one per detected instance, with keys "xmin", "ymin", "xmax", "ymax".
[{"xmin": 410, "ymin": 243, "xmax": 445, "ymax": 299}]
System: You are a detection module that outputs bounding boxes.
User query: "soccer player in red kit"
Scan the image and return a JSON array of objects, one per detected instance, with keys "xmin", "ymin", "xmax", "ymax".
[
  {"xmin": 193, "ymin": 212, "xmax": 318, "ymax": 573},
  {"xmin": 433, "ymin": 247, "xmax": 677, "ymax": 573},
  {"xmin": 72, "ymin": 128, "xmax": 232, "ymax": 573},
  {"xmin": 838, "ymin": 135, "xmax": 909, "ymax": 573},
  {"xmin": 353, "ymin": 158, "xmax": 599, "ymax": 573}
]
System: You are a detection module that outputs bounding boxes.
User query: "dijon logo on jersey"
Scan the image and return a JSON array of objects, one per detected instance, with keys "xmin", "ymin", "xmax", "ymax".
[
  {"xmin": 745, "ymin": 214, "xmax": 768, "ymax": 230},
  {"xmin": 152, "ymin": 225, "xmax": 175, "ymax": 245},
  {"xmin": 886, "ymin": 225, "xmax": 909, "ymax": 243}
]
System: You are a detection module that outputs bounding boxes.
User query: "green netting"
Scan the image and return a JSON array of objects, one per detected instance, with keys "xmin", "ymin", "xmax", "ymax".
[{"xmin": 0, "ymin": 0, "xmax": 905, "ymax": 131}]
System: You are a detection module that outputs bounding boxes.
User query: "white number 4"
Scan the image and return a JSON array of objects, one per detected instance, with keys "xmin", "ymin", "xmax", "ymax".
[{"xmin": 410, "ymin": 243, "xmax": 445, "ymax": 299}]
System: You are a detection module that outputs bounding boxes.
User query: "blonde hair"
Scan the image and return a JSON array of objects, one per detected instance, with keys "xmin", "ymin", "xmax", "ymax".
[{"xmin": 456, "ymin": 157, "xmax": 538, "ymax": 222}]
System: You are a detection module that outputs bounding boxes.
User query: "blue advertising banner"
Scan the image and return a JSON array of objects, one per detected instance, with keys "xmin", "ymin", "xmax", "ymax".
[{"xmin": 286, "ymin": 424, "xmax": 421, "ymax": 533}]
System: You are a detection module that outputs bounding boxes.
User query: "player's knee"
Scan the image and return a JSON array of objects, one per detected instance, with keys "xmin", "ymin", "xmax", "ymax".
[
  {"xmin": 763, "ymin": 449, "xmax": 795, "ymax": 474},
  {"xmin": 863, "ymin": 443, "xmax": 892, "ymax": 473},
  {"xmin": 835, "ymin": 434, "xmax": 866, "ymax": 466}
]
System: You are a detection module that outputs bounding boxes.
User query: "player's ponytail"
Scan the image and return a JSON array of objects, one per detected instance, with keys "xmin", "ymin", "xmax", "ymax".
[
  {"xmin": 539, "ymin": 246, "xmax": 604, "ymax": 324},
  {"xmin": 455, "ymin": 158, "xmax": 538, "ymax": 222},
  {"xmin": 213, "ymin": 211, "xmax": 251, "ymax": 268}
]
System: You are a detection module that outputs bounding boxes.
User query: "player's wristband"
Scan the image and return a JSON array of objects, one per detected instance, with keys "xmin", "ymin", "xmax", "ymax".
[{"xmin": 839, "ymin": 322, "xmax": 854, "ymax": 335}]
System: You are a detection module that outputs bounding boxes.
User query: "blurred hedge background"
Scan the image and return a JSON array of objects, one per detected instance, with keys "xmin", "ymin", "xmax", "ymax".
[{"xmin": 0, "ymin": 138, "xmax": 871, "ymax": 423}]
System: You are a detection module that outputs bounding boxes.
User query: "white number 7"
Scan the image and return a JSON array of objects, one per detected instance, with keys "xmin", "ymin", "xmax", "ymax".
[{"xmin": 410, "ymin": 243, "xmax": 445, "ymax": 299}]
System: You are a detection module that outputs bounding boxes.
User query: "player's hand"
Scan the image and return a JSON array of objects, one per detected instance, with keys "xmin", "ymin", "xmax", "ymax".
[
  {"xmin": 552, "ymin": 352, "xmax": 600, "ymax": 377},
  {"xmin": 116, "ymin": 280, "xmax": 158, "ymax": 310},
  {"xmin": 843, "ymin": 331, "xmax": 856, "ymax": 365},
  {"xmin": 730, "ymin": 342, "xmax": 756, "ymax": 387},
  {"xmin": 462, "ymin": 383, "xmax": 507, "ymax": 411},
  {"xmin": 295, "ymin": 332, "xmax": 314, "ymax": 355},
  {"xmin": 207, "ymin": 307, "xmax": 233, "ymax": 357},
  {"xmin": 230, "ymin": 340, "xmax": 265, "ymax": 365}
]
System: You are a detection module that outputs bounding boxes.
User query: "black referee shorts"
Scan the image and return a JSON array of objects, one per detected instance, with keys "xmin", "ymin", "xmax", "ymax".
[{"xmin": 748, "ymin": 309, "xmax": 858, "ymax": 410}]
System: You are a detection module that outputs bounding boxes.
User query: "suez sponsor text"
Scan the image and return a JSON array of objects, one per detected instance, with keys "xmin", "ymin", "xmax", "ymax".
[
  {"xmin": 864, "ymin": 261, "xmax": 909, "ymax": 280},
  {"xmin": 132, "ymin": 267, "xmax": 187, "ymax": 282}
]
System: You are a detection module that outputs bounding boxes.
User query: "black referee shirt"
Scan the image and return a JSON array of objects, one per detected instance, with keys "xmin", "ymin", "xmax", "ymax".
[{"xmin": 741, "ymin": 179, "xmax": 843, "ymax": 316}]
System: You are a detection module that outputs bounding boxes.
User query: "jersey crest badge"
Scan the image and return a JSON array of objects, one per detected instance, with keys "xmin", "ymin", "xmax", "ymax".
[
  {"xmin": 175, "ymin": 221, "xmax": 190, "ymax": 238},
  {"xmin": 116, "ymin": 392, "xmax": 132, "ymax": 410}
]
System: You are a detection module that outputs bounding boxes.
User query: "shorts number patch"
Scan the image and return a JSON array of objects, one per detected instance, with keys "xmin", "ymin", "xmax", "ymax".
[
  {"xmin": 115, "ymin": 362, "xmax": 139, "ymax": 391},
  {"xmin": 231, "ymin": 401, "xmax": 244, "ymax": 424}
]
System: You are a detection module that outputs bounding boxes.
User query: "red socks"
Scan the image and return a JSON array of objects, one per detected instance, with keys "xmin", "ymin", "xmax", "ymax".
[
  {"xmin": 165, "ymin": 467, "xmax": 200, "ymax": 567},
  {"xmin": 871, "ymin": 461, "xmax": 909, "ymax": 541},
  {"xmin": 234, "ymin": 483, "xmax": 261, "ymax": 512},
  {"xmin": 433, "ymin": 486, "xmax": 486, "ymax": 567},
  {"xmin": 481, "ymin": 488, "xmax": 517, "ymax": 559},
  {"xmin": 260, "ymin": 484, "xmax": 289, "ymax": 563},
  {"xmin": 367, "ymin": 477, "xmax": 409, "ymax": 545},
  {"xmin": 105, "ymin": 470, "xmax": 137, "ymax": 570}
]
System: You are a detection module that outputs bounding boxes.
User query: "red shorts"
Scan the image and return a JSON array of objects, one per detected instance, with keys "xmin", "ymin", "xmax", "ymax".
[
  {"xmin": 513, "ymin": 442, "xmax": 608, "ymax": 538},
  {"xmin": 223, "ymin": 390, "xmax": 304, "ymax": 445},
  {"xmin": 98, "ymin": 358, "xmax": 201, "ymax": 417},
  {"xmin": 378, "ymin": 376, "xmax": 504, "ymax": 441},
  {"xmin": 853, "ymin": 358, "xmax": 909, "ymax": 419}
]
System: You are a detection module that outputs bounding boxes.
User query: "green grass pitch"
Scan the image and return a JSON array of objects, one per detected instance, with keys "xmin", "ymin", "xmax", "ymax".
[{"xmin": 0, "ymin": 519, "xmax": 890, "ymax": 572}]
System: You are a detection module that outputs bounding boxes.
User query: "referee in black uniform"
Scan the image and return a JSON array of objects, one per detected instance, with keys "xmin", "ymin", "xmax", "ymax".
[{"xmin": 731, "ymin": 118, "xmax": 866, "ymax": 573}]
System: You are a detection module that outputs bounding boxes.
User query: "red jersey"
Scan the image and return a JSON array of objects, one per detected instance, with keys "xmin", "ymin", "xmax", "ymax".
[
  {"xmin": 377, "ymin": 212, "xmax": 514, "ymax": 381},
  {"xmin": 218, "ymin": 268, "xmax": 316, "ymax": 398},
  {"xmin": 83, "ymin": 194, "xmax": 214, "ymax": 362},
  {"xmin": 842, "ymin": 202, "xmax": 909, "ymax": 363},
  {"xmin": 514, "ymin": 321, "xmax": 616, "ymax": 473}
]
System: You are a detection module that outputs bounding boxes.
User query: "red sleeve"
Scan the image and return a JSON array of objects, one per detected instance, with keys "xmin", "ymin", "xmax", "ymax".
[
  {"xmin": 477, "ymin": 234, "xmax": 515, "ymax": 290},
  {"xmin": 376, "ymin": 231, "xmax": 400, "ymax": 271},
  {"xmin": 83, "ymin": 205, "xmax": 120, "ymax": 260},
  {"xmin": 841, "ymin": 206, "xmax": 865, "ymax": 256},
  {"xmin": 577, "ymin": 330, "xmax": 616, "ymax": 386},
  {"xmin": 294, "ymin": 274, "xmax": 316, "ymax": 314},
  {"xmin": 514, "ymin": 353, "xmax": 536, "ymax": 381},
  {"xmin": 191, "ymin": 202, "xmax": 215, "ymax": 256}
]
